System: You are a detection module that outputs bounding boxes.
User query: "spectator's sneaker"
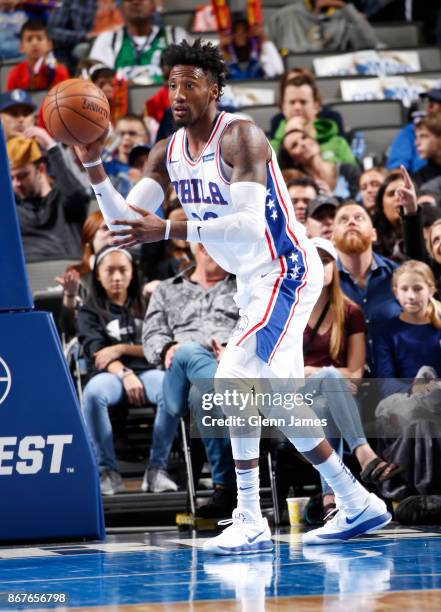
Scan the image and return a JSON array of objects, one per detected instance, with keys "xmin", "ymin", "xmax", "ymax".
[
  {"xmin": 203, "ymin": 509, "xmax": 273, "ymax": 555},
  {"xmin": 303, "ymin": 493, "xmax": 391, "ymax": 545},
  {"xmin": 142, "ymin": 467, "xmax": 178, "ymax": 493},
  {"xmin": 100, "ymin": 470, "xmax": 125, "ymax": 495},
  {"xmin": 196, "ymin": 486, "xmax": 236, "ymax": 519}
]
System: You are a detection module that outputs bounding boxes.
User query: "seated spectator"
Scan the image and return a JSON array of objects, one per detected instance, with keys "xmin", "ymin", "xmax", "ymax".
[
  {"xmin": 50, "ymin": 2, "xmax": 90, "ymax": 62},
  {"xmin": 7, "ymin": 130, "xmax": 89, "ymax": 262},
  {"xmin": 143, "ymin": 244, "xmax": 237, "ymax": 518},
  {"xmin": 56, "ymin": 210, "xmax": 111, "ymax": 341},
  {"xmin": 128, "ymin": 143, "xmax": 151, "ymax": 185},
  {"xmin": 0, "ymin": 89, "xmax": 35, "ymax": 139},
  {"xmin": 372, "ymin": 168, "xmax": 423, "ymax": 261},
  {"xmin": 305, "ymin": 195, "xmax": 338, "ymax": 240},
  {"xmin": 413, "ymin": 112, "xmax": 441, "ymax": 188},
  {"xmin": 104, "ymin": 113, "xmax": 149, "ymax": 198},
  {"xmin": 89, "ymin": 0, "xmax": 191, "ymax": 85},
  {"xmin": 359, "ymin": 166, "xmax": 387, "ymax": 216},
  {"xmin": 269, "ymin": 0, "xmax": 380, "ymax": 54},
  {"xmin": 303, "ymin": 237, "xmax": 401, "ymax": 521},
  {"xmin": 372, "ymin": 260, "xmax": 441, "ymax": 500},
  {"xmin": 79, "ymin": 246, "xmax": 177, "ymax": 495},
  {"xmin": 0, "ymin": 0, "xmax": 27, "ymax": 60},
  {"xmin": 88, "ymin": 62, "xmax": 119, "ymax": 124},
  {"xmin": 286, "ymin": 175, "xmax": 319, "ymax": 224},
  {"xmin": 333, "ymin": 202, "xmax": 401, "ymax": 369},
  {"xmin": 6, "ymin": 19, "xmax": 69, "ymax": 91},
  {"xmin": 387, "ymin": 87, "xmax": 441, "ymax": 174},
  {"xmin": 373, "ymin": 260, "xmax": 441, "ymax": 397},
  {"xmin": 270, "ymin": 75, "xmax": 354, "ymax": 163},
  {"xmin": 279, "ymin": 129, "xmax": 360, "ymax": 199},
  {"xmin": 270, "ymin": 68, "xmax": 345, "ymax": 140},
  {"xmin": 383, "ymin": 173, "xmax": 441, "ymax": 297},
  {"xmin": 218, "ymin": 14, "xmax": 283, "ymax": 81},
  {"xmin": 48, "ymin": 0, "xmax": 122, "ymax": 71}
]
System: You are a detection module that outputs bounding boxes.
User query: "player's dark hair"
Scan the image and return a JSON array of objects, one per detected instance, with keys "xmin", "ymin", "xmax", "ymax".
[
  {"xmin": 20, "ymin": 19, "xmax": 48, "ymax": 40},
  {"xmin": 162, "ymin": 39, "xmax": 227, "ymax": 100}
]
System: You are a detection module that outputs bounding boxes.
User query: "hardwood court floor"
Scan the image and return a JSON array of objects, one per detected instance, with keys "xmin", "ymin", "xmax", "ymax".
[{"xmin": 0, "ymin": 525, "xmax": 440, "ymax": 611}]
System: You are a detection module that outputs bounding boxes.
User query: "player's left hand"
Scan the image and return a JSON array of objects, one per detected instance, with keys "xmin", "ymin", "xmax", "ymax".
[{"xmin": 110, "ymin": 204, "xmax": 166, "ymax": 247}]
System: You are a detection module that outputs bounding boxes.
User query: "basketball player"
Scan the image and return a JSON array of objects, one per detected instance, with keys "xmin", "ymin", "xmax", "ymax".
[{"xmin": 75, "ymin": 40, "xmax": 391, "ymax": 552}]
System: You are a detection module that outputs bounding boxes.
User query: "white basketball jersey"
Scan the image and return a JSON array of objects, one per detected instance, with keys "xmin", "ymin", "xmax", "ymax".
[{"xmin": 165, "ymin": 111, "xmax": 309, "ymax": 280}]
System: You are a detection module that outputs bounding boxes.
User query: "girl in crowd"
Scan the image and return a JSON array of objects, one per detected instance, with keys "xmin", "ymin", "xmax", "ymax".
[
  {"xmin": 279, "ymin": 128, "xmax": 360, "ymax": 199},
  {"xmin": 78, "ymin": 246, "xmax": 178, "ymax": 496},
  {"xmin": 359, "ymin": 167, "xmax": 387, "ymax": 215},
  {"xmin": 303, "ymin": 238, "xmax": 401, "ymax": 522},
  {"xmin": 373, "ymin": 260, "xmax": 441, "ymax": 397}
]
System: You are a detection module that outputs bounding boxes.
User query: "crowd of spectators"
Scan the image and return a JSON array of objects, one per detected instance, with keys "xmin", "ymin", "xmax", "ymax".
[{"xmin": 1, "ymin": 0, "xmax": 441, "ymax": 523}]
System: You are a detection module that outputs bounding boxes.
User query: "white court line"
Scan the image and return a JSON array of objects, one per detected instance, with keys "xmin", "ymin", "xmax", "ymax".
[
  {"xmin": 0, "ymin": 543, "xmax": 168, "ymax": 559},
  {"xmin": 166, "ymin": 538, "xmax": 210, "ymax": 549}
]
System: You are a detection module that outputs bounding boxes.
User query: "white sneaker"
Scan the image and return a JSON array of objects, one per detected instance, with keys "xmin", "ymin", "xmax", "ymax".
[
  {"xmin": 142, "ymin": 467, "xmax": 178, "ymax": 493},
  {"xmin": 303, "ymin": 493, "xmax": 391, "ymax": 545},
  {"xmin": 203, "ymin": 555, "xmax": 273, "ymax": 600},
  {"xmin": 100, "ymin": 470, "xmax": 125, "ymax": 495},
  {"xmin": 302, "ymin": 545, "xmax": 392, "ymax": 594},
  {"xmin": 202, "ymin": 509, "xmax": 273, "ymax": 555}
]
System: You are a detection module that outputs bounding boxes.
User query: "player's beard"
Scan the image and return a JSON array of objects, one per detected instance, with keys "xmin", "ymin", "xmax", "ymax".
[{"xmin": 334, "ymin": 230, "xmax": 371, "ymax": 255}]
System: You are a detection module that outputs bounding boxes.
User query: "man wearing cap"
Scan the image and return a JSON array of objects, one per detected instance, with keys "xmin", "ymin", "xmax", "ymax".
[
  {"xmin": 387, "ymin": 86, "xmax": 441, "ymax": 174},
  {"xmin": 305, "ymin": 194, "xmax": 339, "ymax": 241},
  {"xmin": 0, "ymin": 89, "xmax": 36, "ymax": 140},
  {"xmin": 7, "ymin": 135, "xmax": 90, "ymax": 262}
]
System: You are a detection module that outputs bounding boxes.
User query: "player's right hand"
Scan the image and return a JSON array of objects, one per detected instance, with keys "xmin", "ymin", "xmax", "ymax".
[{"xmin": 74, "ymin": 126, "xmax": 110, "ymax": 164}]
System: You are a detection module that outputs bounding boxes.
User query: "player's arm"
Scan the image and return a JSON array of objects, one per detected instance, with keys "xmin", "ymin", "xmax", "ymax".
[
  {"xmin": 183, "ymin": 120, "xmax": 269, "ymax": 244},
  {"xmin": 110, "ymin": 121, "xmax": 269, "ymax": 247},
  {"xmin": 74, "ymin": 135, "xmax": 169, "ymax": 230}
]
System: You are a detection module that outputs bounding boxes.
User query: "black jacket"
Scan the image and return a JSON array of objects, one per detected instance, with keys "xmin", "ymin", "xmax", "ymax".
[
  {"xmin": 78, "ymin": 297, "xmax": 151, "ymax": 380},
  {"xmin": 16, "ymin": 146, "xmax": 89, "ymax": 262}
]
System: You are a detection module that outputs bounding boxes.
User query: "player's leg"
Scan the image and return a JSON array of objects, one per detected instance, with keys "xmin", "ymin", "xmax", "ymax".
[
  {"xmin": 295, "ymin": 438, "xmax": 391, "ymax": 544},
  {"xmin": 203, "ymin": 339, "xmax": 273, "ymax": 555}
]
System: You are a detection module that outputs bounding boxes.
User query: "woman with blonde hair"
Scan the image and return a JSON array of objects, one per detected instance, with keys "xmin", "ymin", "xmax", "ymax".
[{"xmin": 302, "ymin": 237, "xmax": 401, "ymax": 523}]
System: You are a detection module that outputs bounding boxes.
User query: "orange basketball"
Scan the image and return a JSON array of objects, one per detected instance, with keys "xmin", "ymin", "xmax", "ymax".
[{"xmin": 42, "ymin": 78, "xmax": 110, "ymax": 146}]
